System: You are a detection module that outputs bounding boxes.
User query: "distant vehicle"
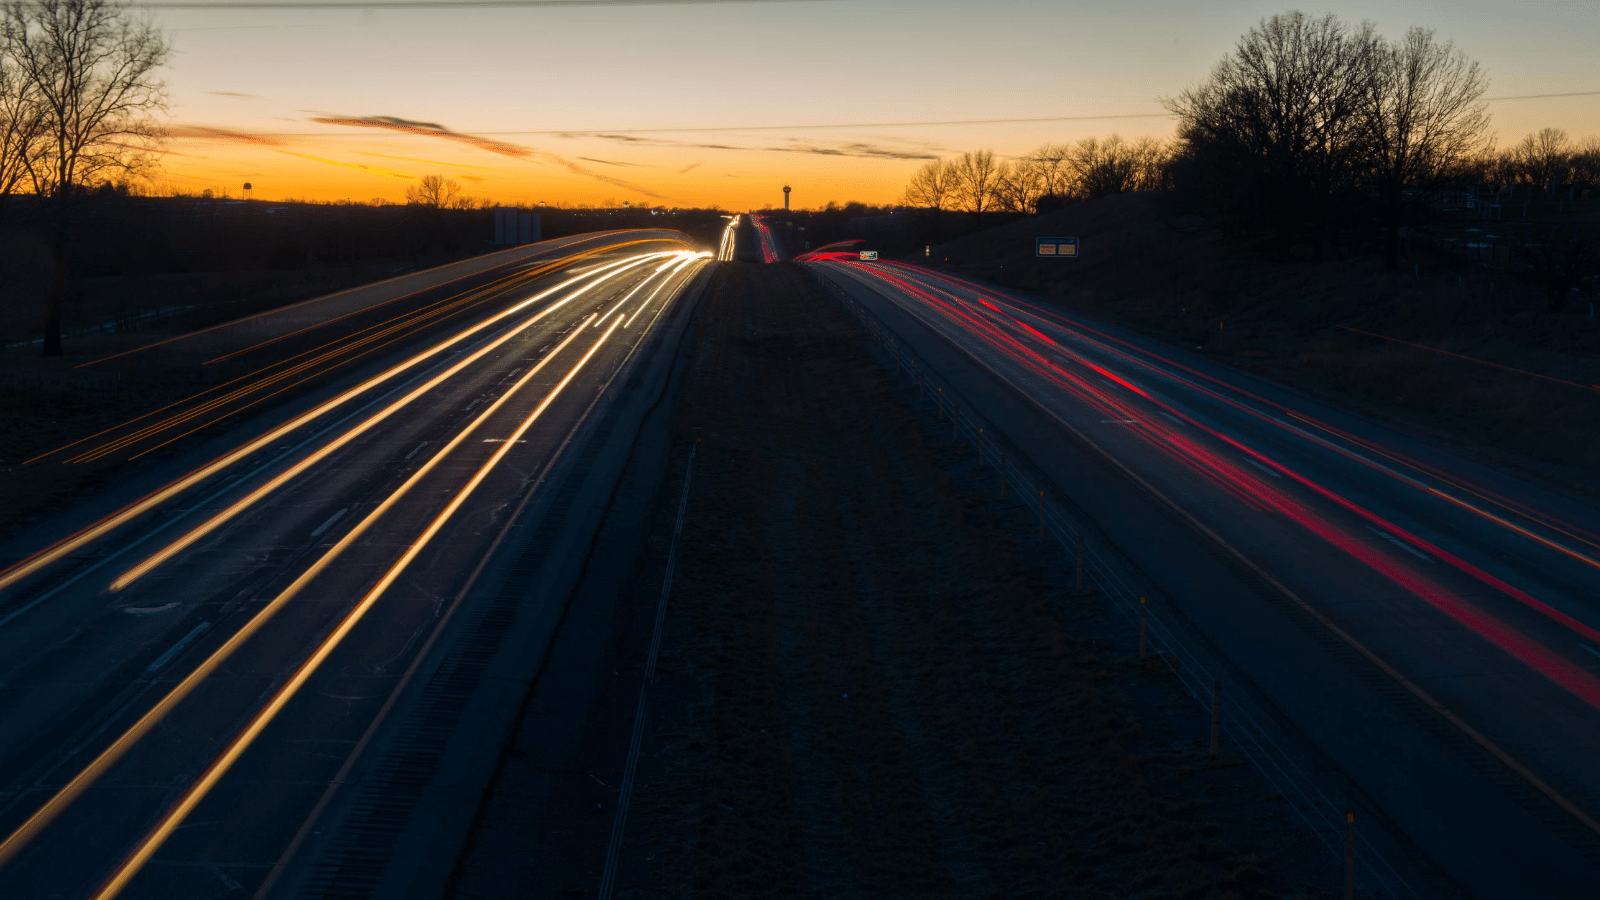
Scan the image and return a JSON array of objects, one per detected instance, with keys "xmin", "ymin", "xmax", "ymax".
[{"xmin": 859, "ymin": 250, "xmax": 879, "ymax": 261}]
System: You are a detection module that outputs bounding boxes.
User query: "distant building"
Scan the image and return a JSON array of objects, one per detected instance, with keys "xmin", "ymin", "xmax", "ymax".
[{"xmin": 494, "ymin": 208, "xmax": 541, "ymax": 245}]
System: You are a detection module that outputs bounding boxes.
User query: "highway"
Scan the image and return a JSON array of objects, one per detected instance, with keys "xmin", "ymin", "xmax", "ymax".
[
  {"xmin": 809, "ymin": 256, "xmax": 1600, "ymax": 897},
  {"xmin": 0, "ymin": 234, "xmax": 711, "ymax": 899}
]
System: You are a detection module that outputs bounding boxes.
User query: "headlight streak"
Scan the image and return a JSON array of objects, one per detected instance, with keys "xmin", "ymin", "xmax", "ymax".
[
  {"xmin": 106, "ymin": 255, "xmax": 676, "ymax": 592},
  {"xmin": 53, "ymin": 255, "xmax": 583, "ymax": 467},
  {"xmin": 64, "ymin": 231, "xmax": 634, "ymax": 372},
  {"xmin": 0, "ymin": 252, "xmax": 674, "ymax": 598},
  {"xmin": 626, "ymin": 256, "xmax": 705, "ymax": 329},
  {"xmin": 822, "ymin": 259, "xmax": 1600, "ymax": 711},
  {"xmin": 594, "ymin": 251, "xmax": 699, "ymax": 327},
  {"xmin": 0, "ymin": 311, "xmax": 606, "ymax": 878},
  {"xmin": 86, "ymin": 314, "xmax": 630, "ymax": 900}
]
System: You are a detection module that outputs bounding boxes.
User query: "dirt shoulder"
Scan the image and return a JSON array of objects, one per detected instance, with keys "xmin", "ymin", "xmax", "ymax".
[{"xmin": 451, "ymin": 262, "xmax": 1344, "ymax": 898}]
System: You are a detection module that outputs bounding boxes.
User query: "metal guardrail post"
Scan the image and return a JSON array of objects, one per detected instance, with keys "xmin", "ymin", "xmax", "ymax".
[
  {"xmin": 1139, "ymin": 597, "xmax": 1147, "ymax": 661},
  {"xmin": 1210, "ymin": 679, "xmax": 1222, "ymax": 759},
  {"xmin": 1345, "ymin": 813, "xmax": 1356, "ymax": 900}
]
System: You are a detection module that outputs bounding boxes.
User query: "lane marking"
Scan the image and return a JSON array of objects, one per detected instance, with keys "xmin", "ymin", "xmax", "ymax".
[
  {"xmin": 404, "ymin": 442, "xmax": 426, "ymax": 461},
  {"xmin": 1366, "ymin": 525, "xmax": 1431, "ymax": 561},
  {"xmin": 1100, "ymin": 418, "xmax": 1137, "ymax": 424},
  {"xmin": 1160, "ymin": 411, "xmax": 1186, "ymax": 427},
  {"xmin": 122, "ymin": 603, "xmax": 178, "ymax": 616},
  {"xmin": 147, "ymin": 622, "xmax": 211, "ymax": 673},
  {"xmin": 1581, "ymin": 644, "xmax": 1600, "ymax": 662},
  {"xmin": 1244, "ymin": 458, "xmax": 1283, "ymax": 479},
  {"xmin": 480, "ymin": 439, "xmax": 527, "ymax": 444},
  {"xmin": 309, "ymin": 508, "xmax": 348, "ymax": 539}
]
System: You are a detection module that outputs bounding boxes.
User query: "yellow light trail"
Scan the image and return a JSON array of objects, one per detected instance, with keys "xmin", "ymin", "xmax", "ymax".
[
  {"xmin": 48, "ymin": 258, "xmax": 564, "ymax": 459},
  {"xmin": 107, "ymin": 253, "xmax": 685, "ymax": 591},
  {"xmin": 36, "ymin": 240, "xmax": 669, "ymax": 466},
  {"xmin": 625, "ymin": 256, "xmax": 704, "ymax": 329},
  {"xmin": 0, "ymin": 313, "xmax": 605, "ymax": 876},
  {"xmin": 0, "ymin": 252, "xmax": 667, "ymax": 596},
  {"xmin": 71, "ymin": 260, "xmax": 568, "ymax": 464},
  {"xmin": 89, "ymin": 315, "xmax": 629, "ymax": 900}
]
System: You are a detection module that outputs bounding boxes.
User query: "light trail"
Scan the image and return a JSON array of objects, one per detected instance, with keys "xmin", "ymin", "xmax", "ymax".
[
  {"xmin": 107, "ymin": 253, "xmax": 688, "ymax": 591},
  {"xmin": 42, "ymin": 257, "xmax": 569, "ymax": 464},
  {"xmin": 0, "ymin": 311, "xmax": 605, "ymax": 876},
  {"xmin": 0, "ymin": 252, "xmax": 672, "ymax": 597},
  {"xmin": 87, "ymin": 315, "xmax": 630, "ymax": 900},
  {"xmin": 819, "ymin": 259, "xmax": 1600, "ymax": 708},
  {"xmin": 878, "ymin": 260, "xmax": 1600, "ymax": 571},
  {"xmin": 627, "ymin": 256, "xmax": 705, "ymax": 328}
]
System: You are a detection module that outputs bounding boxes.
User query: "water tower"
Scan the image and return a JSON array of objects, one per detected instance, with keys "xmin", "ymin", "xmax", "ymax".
[{"xmin": 782, "ymin": 185, "xmax": 791, "ymax": 210}]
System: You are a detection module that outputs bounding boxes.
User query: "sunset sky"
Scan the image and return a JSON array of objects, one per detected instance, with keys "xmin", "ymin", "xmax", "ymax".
[{"xmin": 152, "ymin": 0, "xmax": 1600, "ymax": 209}]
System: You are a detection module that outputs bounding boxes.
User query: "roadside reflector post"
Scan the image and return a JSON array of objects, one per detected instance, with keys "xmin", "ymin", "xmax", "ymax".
[
  {"xmin": 1345, "ymin": 813, "xmax": 1356, "ymax": 900},
  {"xmin": 1075, "ymin": 535, "xmax": 1084, "ymax": 594},
  {"xmin": 1139, "ymin": 597, "xmax": 1147, "ymax": 661},
  {"xmin": 1210, "ymin": 679, "xmax": 1221, "ymax": 759}
]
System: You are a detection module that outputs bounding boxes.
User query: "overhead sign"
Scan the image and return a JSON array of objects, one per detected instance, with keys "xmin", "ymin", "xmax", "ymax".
[
  {"xmin": 859, "ymin": 250, "xmax": 879, "ymax": 261},
  {"xmin": 1036, "ymin": 237, "xmax": 1079, "ymax": 258}
]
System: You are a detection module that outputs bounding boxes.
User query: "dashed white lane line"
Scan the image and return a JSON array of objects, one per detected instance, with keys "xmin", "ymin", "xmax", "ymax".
[
  {"xmin": 147, "ymin": 621, "xmax": 211, "ymax": 672},
  {"xmin": 1160, "ymin": 411, "xmax": 1186, "ymax": 427},
  {"xmin": 1244, "ymin": 458, "xmax": 1283, "ymax": 479},
  {"xmin": 1366, "ymin": 525, "xmax": 1431, "ymax": 561},
  {"xmin": 1100, "ymin": 418, "xmax": 1137, "ymax": 424},
  {"xmin": 404, "ymin": 442, "xmax": 427, "ymax": 461},
  {"xmin": 1582, "ymin": 643, "xmax": 1600, "ymax": 662},
  {"xmin": 123, "ymin": 602, "xmax": 179, "ymax": 615},
  {"xmin": 310, "ymin": 508, "xmax": 348, "ymax": 538}
]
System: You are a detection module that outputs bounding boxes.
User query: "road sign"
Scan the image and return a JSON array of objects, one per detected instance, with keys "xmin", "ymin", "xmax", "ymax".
[
  {"xmin": 860, "ymin": 250, "xmax": 879, "ymax": 261},
  {"xmin": 1036, "ymin": 237, "xmax": 1078, "ymax": 258}
]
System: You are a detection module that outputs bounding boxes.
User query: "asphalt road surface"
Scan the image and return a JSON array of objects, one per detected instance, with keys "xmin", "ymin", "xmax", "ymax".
[
  {"xmin": 811, "ymin": 256, "xmax": 1600, "ymax": 898},
  {"xmin": 0, "ymin": 234, "xmax": 711, "ymax": 900}
]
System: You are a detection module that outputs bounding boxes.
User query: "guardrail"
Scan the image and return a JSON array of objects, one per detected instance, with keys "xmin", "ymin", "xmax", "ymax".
[{"xmin": 809, "ymin": 265, "xmax": 1417, "ymax": 900}]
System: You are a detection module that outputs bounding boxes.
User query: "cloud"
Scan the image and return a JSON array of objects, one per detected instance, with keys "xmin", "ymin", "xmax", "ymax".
[
  {"xmin": 204, "ymin": 91, "xmax": 264, "ymax": 100},
  {"xmin": 311, "ymin": 115, "xmax": 533, "ymax": 159},
  {"xmin": 678, "ymin": 161, "xmax": 703, "ymax": 173},
  {"xmin": 763, "ymin": 141, "xmax": 936, "ymax": 160},
  {"xmin": 559, "ymin": 130, "xmax": 933, "ymax": 160},
  {"xmin": 313, "ymin": 114, "xmax": 668, "ymax": 199},
  {"xmin": 274, "ymin": 150, "xmax": 416, "ymax": 180},
  {"xmin": 578, "ymin": 156, "xmax": 641, "ymax": 167},
  {"xmin": 167, "ymin": 125, "xmax": 284, "ymax": 147},
  {"xmin": 355, "ymin": 150, "xmax": 499, "ymax": 171}
]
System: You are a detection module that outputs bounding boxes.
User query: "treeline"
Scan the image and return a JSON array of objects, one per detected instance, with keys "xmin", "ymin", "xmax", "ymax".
[
  {"xmin": 902, "ymin": 136, "xmax": 1170, "ymax": 215},
  {"xmin": 901, "ymin": 11, "xmax": 1599, "ymax": 279}
]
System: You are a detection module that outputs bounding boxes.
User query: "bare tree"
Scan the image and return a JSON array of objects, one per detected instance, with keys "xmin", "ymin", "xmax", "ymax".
[
  {"xmin": 1571, "ymin": 136, "xmax": 1600, "ymax": 190},
  {"xmin": 992, "ymin": 158, "xmax": 1043, "ymax": 214},
  {"xmin": 405, "ymin": 173, "xmax": 465, "ymax": 210},
  {"xmin": 1507, "ymin": 128, "xmax": 1572, "ymax": 186},
  {"xmin": 951, "ymin": 149, "xmax": 1000, "ymax": 214},
  {"xmin": 901, "ymin": 157, "xmax": 954, "ymax": 211},
  {"xmin": 3, "ymin": 0, "xmax": 168, "ymax": 355},
  {"xmin": 1359, "ymin": 26, "xmax": 1489, "ymax": 271},
  {"xmin": 1167, "ymin": 12, "xmax": 1379, "ymax": 260},
  {"xmin": 0, "ymin": 35, "xmax": 44, "ymax": 218}
]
